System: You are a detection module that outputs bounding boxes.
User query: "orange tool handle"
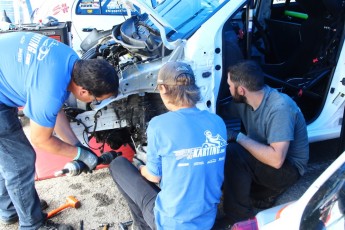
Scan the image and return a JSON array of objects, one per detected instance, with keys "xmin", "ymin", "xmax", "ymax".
[{"xmin": 47, "ymin": 203, "xmax": 70, "ymax": 219}]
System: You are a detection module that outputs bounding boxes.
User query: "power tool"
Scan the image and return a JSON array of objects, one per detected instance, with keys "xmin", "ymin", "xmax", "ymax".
[{"xmin": 54, "ymin": 151, "xmax": 121, "ymax": 177}]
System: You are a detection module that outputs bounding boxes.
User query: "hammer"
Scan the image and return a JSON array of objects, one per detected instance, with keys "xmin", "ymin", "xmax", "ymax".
[{"xmin": 47, "ymin": 196, "xmax": 81, "ymax": 219}]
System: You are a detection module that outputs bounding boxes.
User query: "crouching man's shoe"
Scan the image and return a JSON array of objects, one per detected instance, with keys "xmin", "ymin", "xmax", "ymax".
[
  {"xmin": 40, "ymin": 199, "xmax": 49, "ymax": 210},
  {"xmin": 0, "ymin": 215, "xmax": 19, "ymax": 225},
  {"xmin": 0, "ymin": 199, "xmax": 49, "ymax": 226},
  {"xmin": 212, "ymin": 216, "xmax": 233, "ymax": 230},
  {"xmin": 38, "ymin": 220, "xmax": 74, "ymax": 230},
  {"xmin": 251, "ymin": 196, "xmax": 276, "ymax": 209}
]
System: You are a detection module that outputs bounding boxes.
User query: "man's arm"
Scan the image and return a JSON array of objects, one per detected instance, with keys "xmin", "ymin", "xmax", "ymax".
[
  {"xmin": 140, "ymin": 165, "xmax": 161, "ymax": 183},
  {"xmin": 54, "ymin": 110, "xmax": 80, "ymax": 145},
  {"xmin": 30, "ymin": 118, "xmax": 78, "ymax": 158},
  {"xmin": 236, "ymin": 133, "xmax": 290, "ymax": 169}
]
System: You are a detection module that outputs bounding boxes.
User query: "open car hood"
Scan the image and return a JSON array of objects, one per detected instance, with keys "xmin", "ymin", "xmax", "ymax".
[
  {"xmin": 121, "ymin": 0, "xmax": 175, "ymax": 29},
  {"xmin": 120, "ymin": 0, "xmax": 181, "ymax": 50}
]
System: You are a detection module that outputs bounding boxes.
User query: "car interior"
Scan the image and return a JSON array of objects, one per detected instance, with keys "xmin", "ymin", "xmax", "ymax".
[{"xmin": 218, "ymin": 0, "xmax": 345, "ymax": 124}]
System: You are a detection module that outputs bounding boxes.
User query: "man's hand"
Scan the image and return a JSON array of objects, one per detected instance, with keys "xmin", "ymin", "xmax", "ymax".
[
  {"xmin": 132, "ymin": 157, "xmax": 145, "ymax": 170},
  {"xmin": 227, "ymin": 130, "xmax": 239, "ymax": 143},
  {"xmin": 74, "ymin": 146, "xmax": 98, "ymax": 171}
]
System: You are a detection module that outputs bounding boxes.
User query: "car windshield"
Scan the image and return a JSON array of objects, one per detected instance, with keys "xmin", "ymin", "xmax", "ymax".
[{"xmin": 147, "ymin": 0, "xmax": 229, "ymax": 40}]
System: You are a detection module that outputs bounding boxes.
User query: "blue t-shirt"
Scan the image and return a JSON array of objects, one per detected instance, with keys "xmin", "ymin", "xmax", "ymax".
[
  {"xmin": 146, "ymin": 107, "xmax": 227, "ymax": 230},
  {"xmin": 0, "ymin": 32, "xmax": 79, "ymax": 127}
]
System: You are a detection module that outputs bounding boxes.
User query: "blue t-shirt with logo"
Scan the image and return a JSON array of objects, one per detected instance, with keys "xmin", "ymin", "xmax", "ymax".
[
  {"xmin": 146, "ymin": 107, "xmax": 227, "ymax": 230},
  {"xmin": 0, "ymin": 32, "xmax": 79, "ymax": 127}
]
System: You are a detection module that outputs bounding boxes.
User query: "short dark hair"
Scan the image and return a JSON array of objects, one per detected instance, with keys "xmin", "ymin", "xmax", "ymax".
[
  {"xmin": 72, "ymin": 59, "xmax": 119, "ymax": 97},
  {"xmin": 227, "ymin": 60, "xmax": 264, "ymax": 91}
]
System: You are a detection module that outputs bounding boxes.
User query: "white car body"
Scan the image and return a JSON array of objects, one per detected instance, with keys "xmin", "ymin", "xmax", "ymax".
[
  {"xmin": 233, "ymin": 151, "xmax": 345, "ymax": 229},
  {"xmin": 24, "ymin": 0, "xmax": 345, "ymax": 159}
]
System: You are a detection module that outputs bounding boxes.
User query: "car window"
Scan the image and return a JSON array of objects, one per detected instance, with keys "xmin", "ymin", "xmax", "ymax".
[{"xmin": 300, "ymin": 163, "xmax": 345, "ymax": 229}]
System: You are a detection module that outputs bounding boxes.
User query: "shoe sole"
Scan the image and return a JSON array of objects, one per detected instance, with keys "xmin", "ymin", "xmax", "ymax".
[{"xmin": 0, "ymin": 216, "xmax": 19, "ymax": 225}]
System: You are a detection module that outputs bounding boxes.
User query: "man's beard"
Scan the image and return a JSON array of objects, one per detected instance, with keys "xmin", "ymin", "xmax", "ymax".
[{"xmin": 232, "ymin": 88, "xmax": 247, "ymax": 104}]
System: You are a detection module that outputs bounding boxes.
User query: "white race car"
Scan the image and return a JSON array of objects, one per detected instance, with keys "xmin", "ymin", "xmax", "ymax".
[
  {"xmin": 232, "ymin": 150, "xmax": 345, "ymax": 230},
  {"xmin": 30, "ymin": 0, "xmax": 345, "ymax": 164},
  {"xmin": 31, "ymin": 1, "xmax": 345, "ymax": 228}
]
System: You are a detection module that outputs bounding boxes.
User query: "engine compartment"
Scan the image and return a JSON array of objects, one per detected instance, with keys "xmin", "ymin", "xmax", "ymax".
[{"xmin": 66, "ymin": 14, "xmax": 172, "ymax": 153}]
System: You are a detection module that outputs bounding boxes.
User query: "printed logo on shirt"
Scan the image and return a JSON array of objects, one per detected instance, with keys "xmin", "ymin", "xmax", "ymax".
[
  {"xmin": 174, "ymin": 130, "xmax": 227, "ymax": 161},
  {"xmin": 18, "ymin": 34, "xmax": 59, "ymax": 65},
  {"xmin": 21, "ymin": 33, "xmax": 44, "ymax": 64},
  {"xmin": 37, "ymin": 39, "xmax": 59, "ymax": 61}
]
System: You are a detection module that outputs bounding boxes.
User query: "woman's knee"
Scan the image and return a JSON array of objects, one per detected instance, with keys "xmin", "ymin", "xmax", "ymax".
[{"xmin": 109, "ymin": 156, "xmax": 131, "ymax": 179}]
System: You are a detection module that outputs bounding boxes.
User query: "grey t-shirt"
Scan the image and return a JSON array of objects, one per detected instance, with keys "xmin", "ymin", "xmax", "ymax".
[{"xmin": 231, "ymin": 86, "xmax": 309, "ymax": 175}]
